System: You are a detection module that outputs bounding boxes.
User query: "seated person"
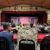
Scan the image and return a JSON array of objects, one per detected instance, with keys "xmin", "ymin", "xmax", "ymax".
[{"xmin": 13, "ymin": 29, "xmax": 18, "ymax": 44}]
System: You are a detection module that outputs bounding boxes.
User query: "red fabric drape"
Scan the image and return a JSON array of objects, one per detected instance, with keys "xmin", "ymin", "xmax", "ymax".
[
  {"xmin": 1, "ymin": 11, "xmax": 47, "ymax": 24},
  {"xmin": 43, "ymin": 14, "xmax": 47, "ymax": 24}
]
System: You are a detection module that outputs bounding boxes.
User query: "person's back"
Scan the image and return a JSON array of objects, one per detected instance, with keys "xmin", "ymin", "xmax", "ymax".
[
  {"xmin": 0, "ymin": 31, "xmax": 14, "ymax": 50},
  {"xmin": 1, "ymin": 23, "xmax": 14, "ymax": 50}
]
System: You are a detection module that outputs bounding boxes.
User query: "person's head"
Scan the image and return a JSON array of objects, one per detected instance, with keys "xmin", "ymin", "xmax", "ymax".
[
  {"xmin": 3, "ymin": 23, "xmax": 12, "ymax": 32},
  {"xmin": 30, "ymin": 24, "xmax": 33, "ymax": 28},
  {"xmin": 13, "ymin": 29, "xmax": 18, "ymax": 34},
  {"xmin": 11, "ymin": 24, "xmax": 15, "ymax": 27}
]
